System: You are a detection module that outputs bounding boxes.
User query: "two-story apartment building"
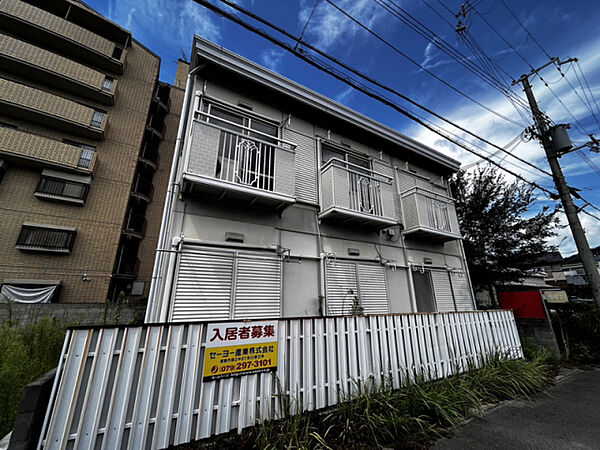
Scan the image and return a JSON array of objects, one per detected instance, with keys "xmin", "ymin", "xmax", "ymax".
[
  {"xmin": 0, "ymin": 0, "xmax": 180, "ymax": 304},
  {"xmin": 146, "ymin": 37, "xmax": 476, "ymax": 322}
]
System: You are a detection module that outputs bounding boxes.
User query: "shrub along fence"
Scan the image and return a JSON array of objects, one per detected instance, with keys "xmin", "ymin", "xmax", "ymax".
[{"xmin": 37, "ymin": 310, "xmax": 522, "ymax": 449}]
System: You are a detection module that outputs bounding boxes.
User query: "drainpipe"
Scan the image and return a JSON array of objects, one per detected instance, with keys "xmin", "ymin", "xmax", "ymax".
[
  {"xmin": 315, "ymin": 138, "xmax": 326, "ymax": 315},
  {"xmin": 146, "ymin": 64, "xmax": 202, "ymax": 323}
]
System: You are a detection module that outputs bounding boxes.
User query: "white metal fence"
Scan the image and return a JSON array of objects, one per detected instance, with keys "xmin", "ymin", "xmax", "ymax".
[{"xmin": 38, "ymin": 310, "xmax": 522, "ymax": 449}]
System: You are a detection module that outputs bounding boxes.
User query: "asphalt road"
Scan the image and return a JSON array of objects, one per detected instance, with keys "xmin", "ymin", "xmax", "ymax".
[{"xmin": 434, "ymin": 369, "xmax": 600, "ymax": 450}]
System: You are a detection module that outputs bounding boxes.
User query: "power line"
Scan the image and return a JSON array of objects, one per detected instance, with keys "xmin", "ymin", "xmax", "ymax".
[
  {"xmin": 499, "ymin": 0, "xmax": 553, "ymax": 60},
  {"xmin": 295, "ymin": 0, "xmax": 320, "ymax": 50},
  {"xmin": 196, "ymin": 0, "xmax": 600, "ymax": 223},
  {"xmin": 369, "ymin": 0, "xmax": 532, "ymax": 120},
  {"xmin": 208, "ymin": 0, "xmax": 553, "ymax": 179},
  {"xmin": 196, "ymin": 0, "xmax": 558, "ymax": 198}
]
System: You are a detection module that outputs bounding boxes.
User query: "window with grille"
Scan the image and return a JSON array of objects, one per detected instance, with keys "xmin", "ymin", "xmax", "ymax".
[
  {"xmin": 91, "ymin": 111, "xmax": 105, "ymax": 128},
  {"xmin": 16, "ymin": 225, "xmax": 76, "ymax": 253},
  {"xmin": 35, "ymin": 176, "xmax": 89, "ymax": 202},
  {"xmin": 102, "ymin": 77, "xmax": 114, "ymax": 92},
  {"xmin": 63, "ymin": 140, "xmax": 96, "ymax": 168}
]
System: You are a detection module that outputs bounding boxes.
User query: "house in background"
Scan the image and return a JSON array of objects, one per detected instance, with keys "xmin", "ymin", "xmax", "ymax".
[
  {"xmin": 0, "ymin": 0, "xmax": 182, "ymax": 305},
  {"xmin": 146, "ymin": 36, "xmax": 476, "ymax": 322}
]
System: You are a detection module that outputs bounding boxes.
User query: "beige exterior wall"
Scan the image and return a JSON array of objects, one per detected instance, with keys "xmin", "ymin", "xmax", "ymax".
[
  {"xmin": 0, "ymin": 1, "xmax": 163, "ymax": 303},
  {"xmin": 0, "ymin": 0, "xmax": 116, "ymax": 57}
]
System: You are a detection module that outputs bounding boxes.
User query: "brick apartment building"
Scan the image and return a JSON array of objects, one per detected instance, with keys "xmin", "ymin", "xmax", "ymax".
[{"xmin": 0, "ymin": 0, "xmax": 185, "ymax": 304}]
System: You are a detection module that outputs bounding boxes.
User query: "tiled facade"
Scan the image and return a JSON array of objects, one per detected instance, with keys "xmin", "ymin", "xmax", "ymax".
[{"xmin": 0, "ymin": 0, "xmax": 177, "ymax": 304}]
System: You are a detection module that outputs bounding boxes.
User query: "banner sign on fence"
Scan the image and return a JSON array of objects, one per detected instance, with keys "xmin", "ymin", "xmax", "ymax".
[{"xmin": 203, "ymin": 321, "xmax": 278, "ymax": 380}]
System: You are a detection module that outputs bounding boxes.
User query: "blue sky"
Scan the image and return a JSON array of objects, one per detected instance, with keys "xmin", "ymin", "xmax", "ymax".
[{"xmin": 86, "ymin": 0, "xmax": 600, "ymax": 257}]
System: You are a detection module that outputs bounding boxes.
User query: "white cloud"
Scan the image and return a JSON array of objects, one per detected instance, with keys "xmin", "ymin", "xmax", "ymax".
[
  {"xmin": 298, "ymin": 0, "xmax": 386, "ymax": 50},
  {"xmin": 106, "ymin": 0, "xmax": 221, "ymax": 56},
  {"xmin": 260, "ymin": 48, "xmax": 285, "ymax": 71},
  {"xmin": 335, "ymin": 85, "xmax": 355, "ymax": 104}
]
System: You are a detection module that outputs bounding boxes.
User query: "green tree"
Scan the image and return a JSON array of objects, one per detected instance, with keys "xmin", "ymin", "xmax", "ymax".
[{"xmin": 449, "ymin": 166, "xmax": 560, "ymax": 295}]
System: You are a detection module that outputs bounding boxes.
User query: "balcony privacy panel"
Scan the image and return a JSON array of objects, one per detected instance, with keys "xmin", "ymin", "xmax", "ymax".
[
  {"xmin": 0, "ymin": 33, "xmax": 105, "ymax": 89},
  {"xmin": 283, "ymin": 127, "xmax": 317, "ymax": 204},
  {"xmin": 0, "ymin": 78, "xmax": 95, "ymax": 126},
  {"xmin": 1, "ymin": 0, "xmax": 115, "ymax": 57},
  {"xmin": 0, "ymin": 127, "xmax": 94, "ymax": 171}
]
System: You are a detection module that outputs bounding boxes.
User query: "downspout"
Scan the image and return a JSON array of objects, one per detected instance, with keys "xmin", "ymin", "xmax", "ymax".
[
  {"xmin": 315, "ymin": 137, "xmax": 326, "ymax": 315},
  {"xmin": 458, "ymin": 240, "xmax": 478, "ymax": 310},
  {"xmin": 145, "ymin": 64, "xmax": 202, "ymax": 323}
]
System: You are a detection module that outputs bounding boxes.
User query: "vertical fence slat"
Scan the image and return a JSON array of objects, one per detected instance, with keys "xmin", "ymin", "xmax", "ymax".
[{"xmin": 175, "ymin": 324, "xmax": 202, "ymax": 445}]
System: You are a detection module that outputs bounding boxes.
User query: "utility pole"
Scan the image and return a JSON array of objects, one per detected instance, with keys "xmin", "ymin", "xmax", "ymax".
[{"xmin": 514, "ymin": 62, "xmax": 600, "ymax": 308}]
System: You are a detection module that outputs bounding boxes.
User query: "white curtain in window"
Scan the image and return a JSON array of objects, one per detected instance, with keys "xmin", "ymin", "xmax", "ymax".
[{"xmin": 0, "ymin": 285, "xmax": 56, "ymax": 303}]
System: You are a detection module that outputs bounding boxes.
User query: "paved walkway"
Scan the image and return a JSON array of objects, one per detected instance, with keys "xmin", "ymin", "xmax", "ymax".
[{"xmin": 434, "ymin": 369, "xmax": 600, "ymax": 449}]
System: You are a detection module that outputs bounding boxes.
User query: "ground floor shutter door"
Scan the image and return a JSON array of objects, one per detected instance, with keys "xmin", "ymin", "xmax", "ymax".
[
  {"xmin": 357, "ymin": 264, "xmax": 389, "ymax": 314},
  {"xmin": 431, "ymin": 270, "xmax": 455, "ymax": 312},
  {"xmin": 233, "ymin": 252, "xmax": 282, "ymax": 319},
  {"xmin": 325, "ymin": 261, "xmax": 358, "ymax": 316},
  {"xmin": 172, "ymin": 246, "xmax": 234, "ymax": 321},
  {"xmin": 451, "ymin": 272, "xmax": 474, "ymax": 311}
]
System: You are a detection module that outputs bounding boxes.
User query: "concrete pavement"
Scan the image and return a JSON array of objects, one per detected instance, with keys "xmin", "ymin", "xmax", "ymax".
[{"xmin": 434, "ymin": 369, "xmax": 600, "ymax": 449}]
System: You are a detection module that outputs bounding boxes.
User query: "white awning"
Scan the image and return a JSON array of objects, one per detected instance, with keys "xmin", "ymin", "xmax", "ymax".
[{"xmin": 0, "ymin": 284, "xmax": 58, "ymax": 303}]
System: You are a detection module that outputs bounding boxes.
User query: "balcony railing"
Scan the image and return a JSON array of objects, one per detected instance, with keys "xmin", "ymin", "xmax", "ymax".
[
  {"xmin": 0, "ymin": 0, "xmax": 125, "ymax": 73},
  {"xmin": 146, "ymin": 115, "xmax": 165, "ymax": 139},
  {"xmin": 114, "ymin": 257, "xmax": 140, "ymax": 279},
  {"xmin": 182, "ymin": 120, "xmax": 296, "ymax": 208},
  {"xmin": 401, "ymin": 187, "xmax": 461, "ymax": 241},
  {"xmin": 139, "ymin": 143, "xmax": 159, "ymax": 169},
  {"xmin": 0, "ymin": 32, "xmax": 115, "ymax": 105},
  {"xmin": 0, "ymin": 127, "xmax": 96, "ymax": 172},
  {"xmin": 122, "ymin": 211, "xmax": 148, "ymax": 239},
  {"xmin": 319, "ymin": 158, "xmax": 397, "ymax": 229},
  {"xmin": 130, "ymin": 176, "xmax": 154, "ymax": 202},
  {"xmin": 0, "ymin": 78, "xmax": 106, "ymax": 140}
]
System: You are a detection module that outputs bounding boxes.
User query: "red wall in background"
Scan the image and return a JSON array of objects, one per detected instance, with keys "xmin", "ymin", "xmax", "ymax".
[{"xmin": 498, "ymin": 291, "xmax": 547, "ymax": 319}]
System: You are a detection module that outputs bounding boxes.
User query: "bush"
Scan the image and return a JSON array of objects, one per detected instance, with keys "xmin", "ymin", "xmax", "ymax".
[
  {"xmin": 194, "ymin": 352, "xmax": 556, "ymax": 450},
  {"xmin": 0, "ymin": 317, "xmax": 66, "ymax": 438},
  {"xmin": 554, "ymin": 303, "xmax": 600, "ymax": 363}
]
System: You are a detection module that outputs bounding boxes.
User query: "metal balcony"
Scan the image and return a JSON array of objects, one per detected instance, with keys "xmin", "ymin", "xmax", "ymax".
[
  {"xmin": 146, "ymin": 115, "xmax": 165, "ymax": 140},
  {"xmin": 113, "ymin": 257, "xmax": 140, "ymax": 280},
  {"xmin": 130, "ymin": 175, "xmax": 154, "ymax": 203},
  {"xmin": 182, "ymin": 120, "xmax": 296, "ymax": 209},
  {"xmin": 139, "ymin": 143, "xmax": 159, "ymax": 170},
  {"xmin": 319, "ymin": 159, "xmax": 397, "ymax": 229},
  {"xmin": 122, "ymin": 211, "xmax": 148, "ymax": 239},
  {"xmin": 401, "ymin": 187, "xmax": 462, "ymax": 241}
]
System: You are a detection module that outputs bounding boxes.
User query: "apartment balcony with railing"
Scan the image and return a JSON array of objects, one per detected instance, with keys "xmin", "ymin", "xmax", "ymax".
[
  {"xmin": 0, "ymin": 0, "xmax": 127, "ymax": 73},
  {"xmin": 0, "ymin": 33, "xmax": 117, "ymax": 105},
  {"xmin": 130, "ymin": 175, "xmax": 154, "ymax": 203},
  {"xmin": 113, "ymin": 256, "xmax": 140, "ymax": 280},
  {"xmin": 146, "ymin": 114, "xmax": 166, "ymax": 140},
  {"xmin": 122, "ymin": 211, "xmax": 148, "ymax": 239},
  {"xmin": 0, "ymin": 127, "xmax": 96, "ymax": 173},
  {"xmin": 182, "ymin": 120, "xmax": 296, "ymax": 209},
  {"xmin": 138, "ymin": 143, "xmax": 159, "ymax": 170},
  {"xmin": 0, "ymin": 78, "xmax": 107, "ymax": 140},
  {"xmin": 401, "ymin": 187, "xmax": 462, "ymax": 241},
  {"xmin": 319, "ymin": 158, "xmax": 397, "ymax": 229}
]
